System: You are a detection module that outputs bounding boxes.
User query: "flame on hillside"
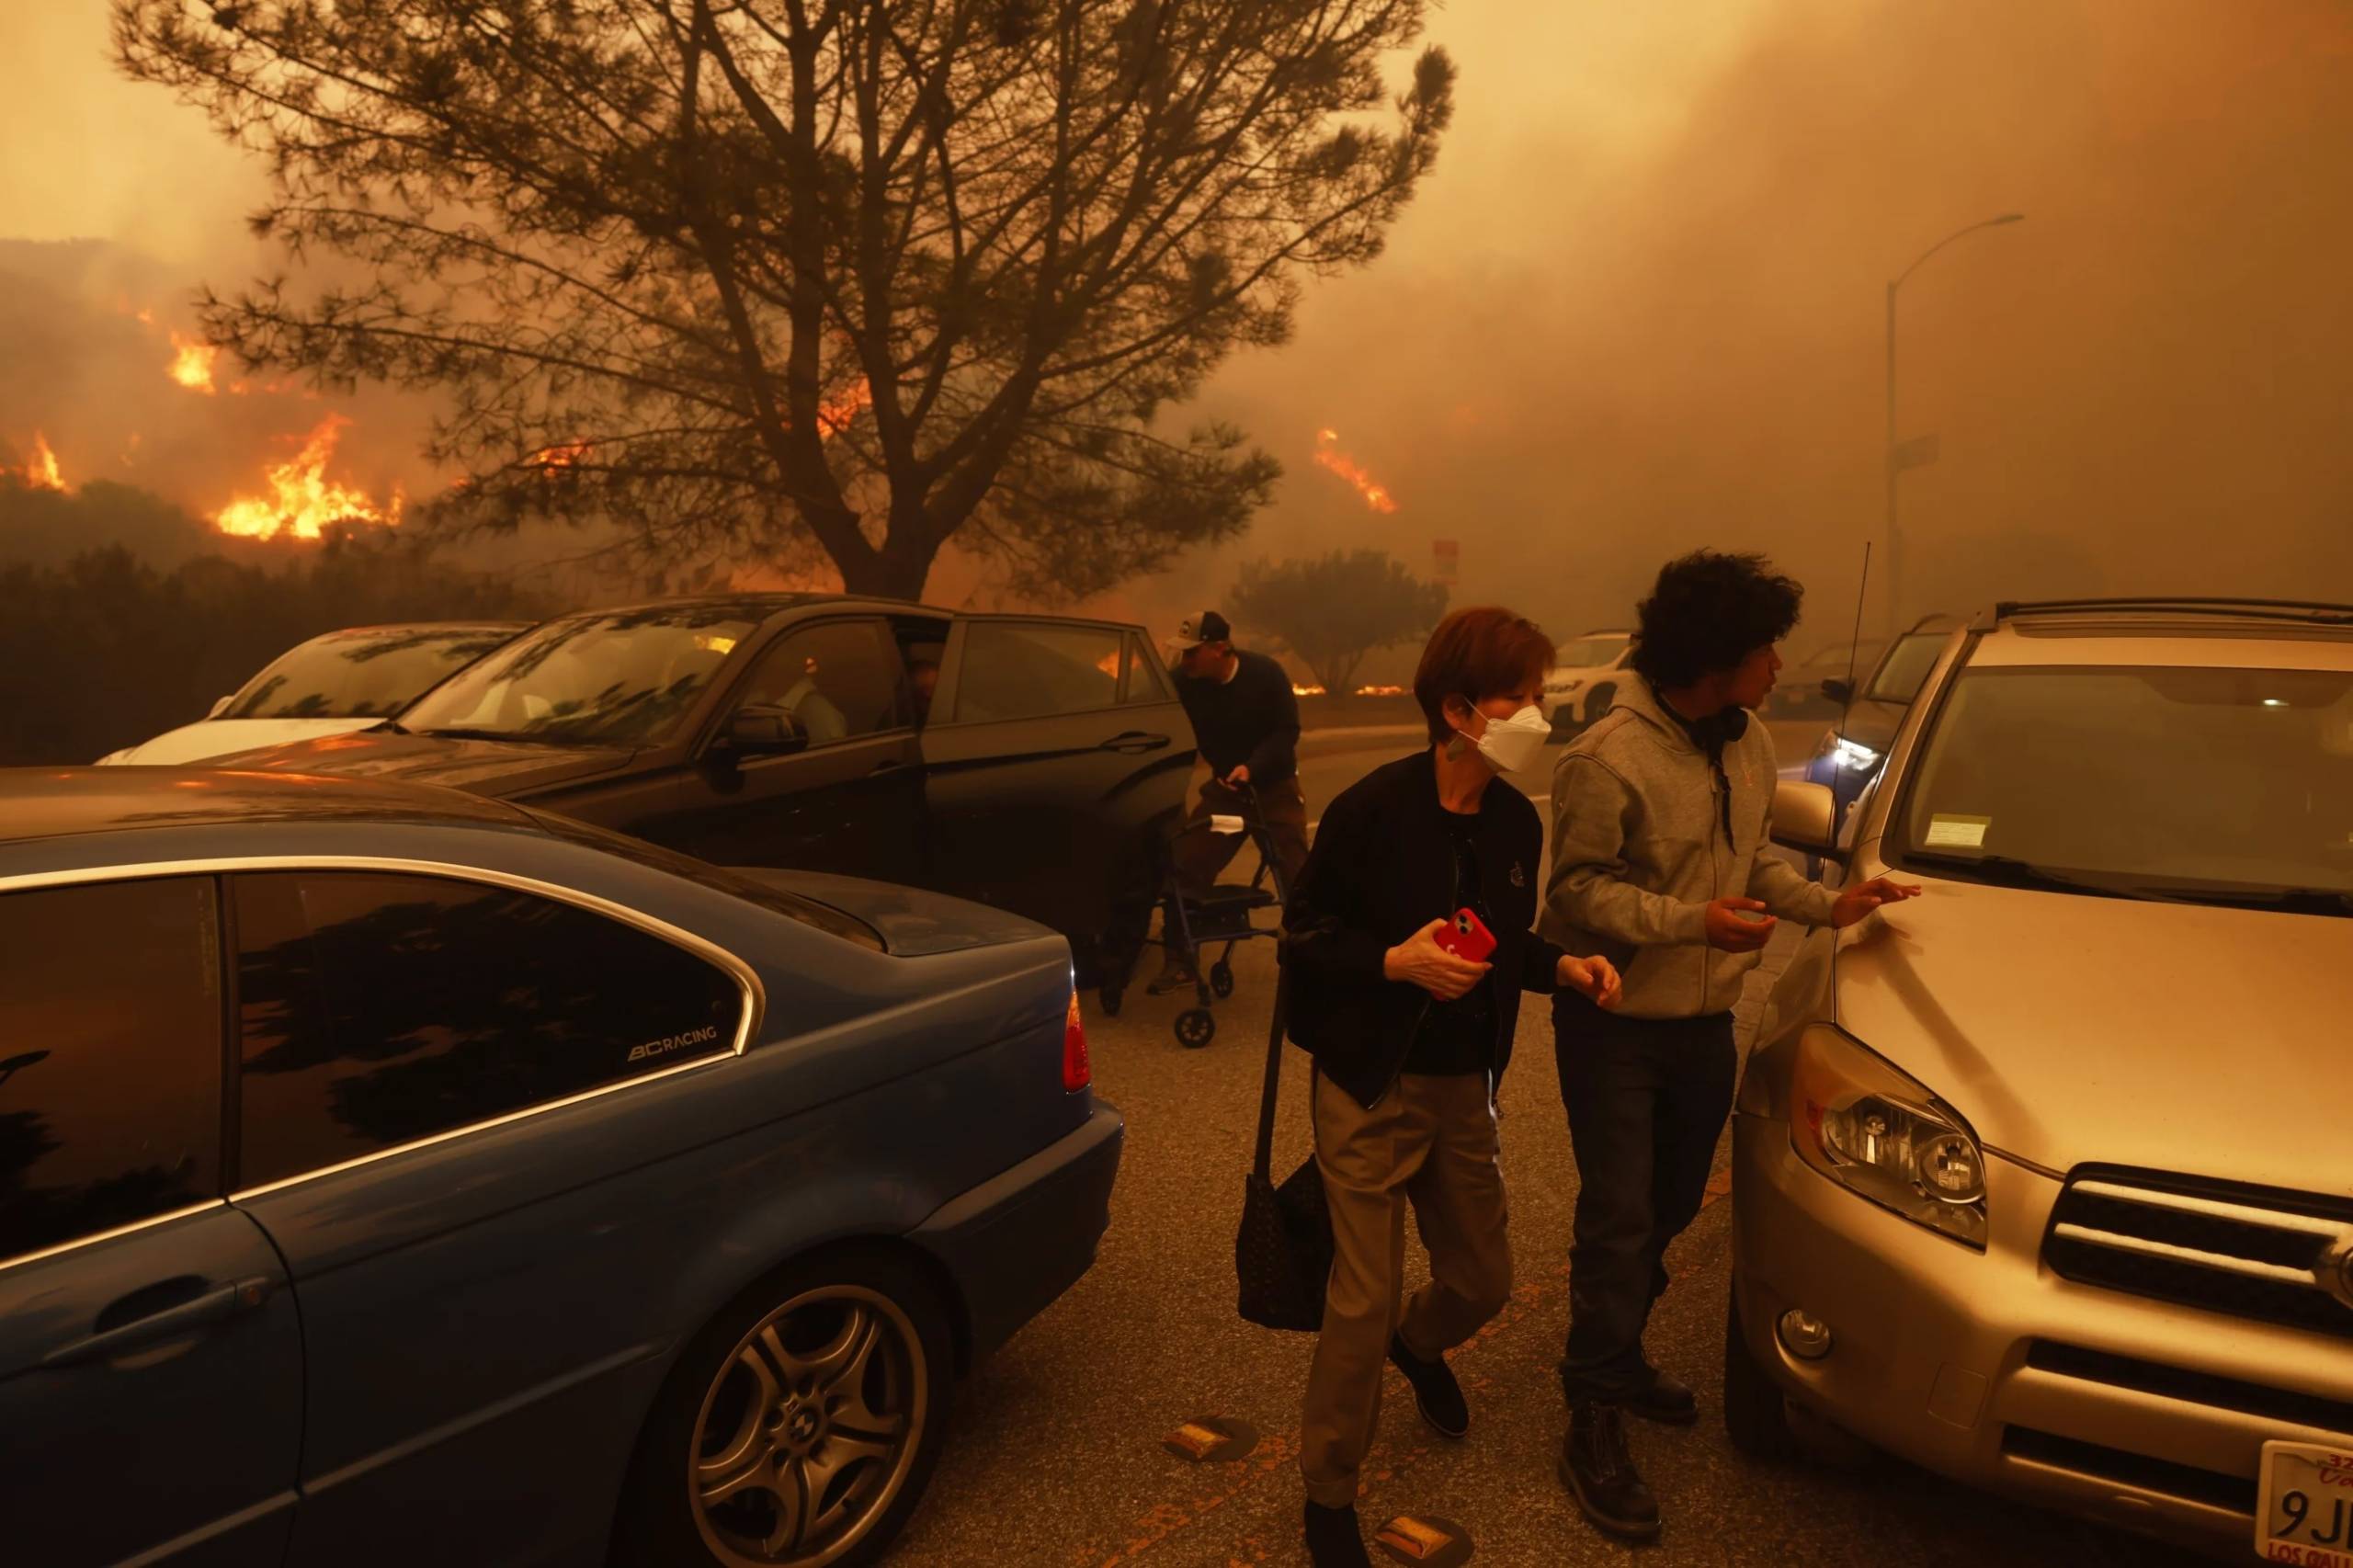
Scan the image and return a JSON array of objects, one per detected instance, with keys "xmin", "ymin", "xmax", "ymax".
[
  {"xmin": 532, "ymin": 440, "xmax": 593, "ymax": 471},
  {"xmin": 15, "ymin": 433, "xmax": 64, "ymax": 491},
  {"xmin": 214, "ymin": 415, "xmax": 399, "ymax": 540},
  {"xmin": 168, "ymin": 333, "xmax": 222, "ymax": 395},
  {"xmin": 1313, "ymin": 428, "xmax": 1398, "ymax": 513}
]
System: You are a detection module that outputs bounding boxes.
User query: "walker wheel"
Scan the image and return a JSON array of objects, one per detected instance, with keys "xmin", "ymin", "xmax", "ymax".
[
  {"xmin": 1209, "ymin": 962, "xmax": 1235, "ymax": 999},
  {"xmin": 1099, "ymin": 984, "xmax": 1124, "ymax": 1017},
  {"xmin": 1175, "ymin": 1008, "xmax": 1216, "ymax": 1050}
]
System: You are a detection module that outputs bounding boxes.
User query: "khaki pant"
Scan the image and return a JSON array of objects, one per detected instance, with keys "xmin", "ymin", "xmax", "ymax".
[
  {"xmin": 1170, "ymin": 773, "xmax": 1310, "ymax": 900},
  {"xmin": 1300, "ymin": 1069, "xmax": 1512, "ymax": 1506}
]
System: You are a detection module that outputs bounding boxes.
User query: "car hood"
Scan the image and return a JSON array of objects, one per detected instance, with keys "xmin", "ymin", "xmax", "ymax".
[
  {"xmin": 1831, "ymin": 873, "xmax": 2351, "ymax": 1193},
  {"xmin": 733, "ymin": 869, "xmax": 1059, "ymax": 958},
  {"xmin": 209, "ymin": 728, "xmax": 636, "ymax": 797},
  {"xmin": 99, "ymin": 716, "xmax": 381, "ymax": 766}
]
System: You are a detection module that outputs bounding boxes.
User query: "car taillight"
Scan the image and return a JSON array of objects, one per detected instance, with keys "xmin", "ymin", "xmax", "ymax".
[{"xmin": 1063, "ymin": 990, "xmax": 1092, "ymax": 1093}]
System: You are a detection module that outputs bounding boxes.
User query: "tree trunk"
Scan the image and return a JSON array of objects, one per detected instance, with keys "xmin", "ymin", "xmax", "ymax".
[{"xmin": 831, "ymin": 527, "xmax": 939, "ymax": 602}]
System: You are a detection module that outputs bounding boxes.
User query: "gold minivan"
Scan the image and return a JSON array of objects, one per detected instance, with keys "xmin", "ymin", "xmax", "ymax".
[{"xmin": 1730, "ymin": 597, "xmax": 2353, "ymax": 1562}]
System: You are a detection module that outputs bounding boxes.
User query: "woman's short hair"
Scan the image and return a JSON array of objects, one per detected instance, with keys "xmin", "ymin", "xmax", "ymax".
[
  {"xmin": 1630, "ymin": 551, "xmax": 1803, "ymax": 690},
  {"xmin": 1414, "ymin": 607, "xmax": 1556, "ymax": 745}
]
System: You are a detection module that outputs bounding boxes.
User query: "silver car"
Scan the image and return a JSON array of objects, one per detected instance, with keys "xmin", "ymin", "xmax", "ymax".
[{"xmin": 1730, "ymin": 597, "xmax": 2353, "ymax": 1562}]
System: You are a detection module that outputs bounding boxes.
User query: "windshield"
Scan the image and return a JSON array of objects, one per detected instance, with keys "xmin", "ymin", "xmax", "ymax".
[
  {"xmin": 1892, "ymin": 665, "xmax": 2353, "ymax": 903},
  {"xmin": 402, "ymin": 608, "xmax": 757, "ymax": 747},
  {"xmin": 1557, "ymin": 635, "xmax": 1630, "ymax": 669},
  {"xmin": 222, "ymin": 626, "xmax": 521, "ymax": 720},
  {"xmin": 1864, "ymin": 631, "xmax": 1948, "ymax": 703}
]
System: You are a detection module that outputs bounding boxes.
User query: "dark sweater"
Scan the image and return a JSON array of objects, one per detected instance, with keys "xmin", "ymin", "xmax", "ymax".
[
  {"xmin": 1281, "ymin": 752, "xmax": 1567, "ymax": 1109},
  {"xmin": 1174, "ymin": 649, "xmax": 1301, "ymax": 784}
]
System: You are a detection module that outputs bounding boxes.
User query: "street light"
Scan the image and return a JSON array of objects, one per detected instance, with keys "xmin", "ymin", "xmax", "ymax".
[{"xmin": 1884, "ymin": 212, "xmax": 2024, "ymax": 629}]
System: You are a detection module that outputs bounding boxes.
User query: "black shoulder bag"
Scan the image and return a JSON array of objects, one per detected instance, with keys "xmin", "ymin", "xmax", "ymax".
[{"xmin": 1233, "ymin": 969, "xmax": 1335, "ymax": 1332}]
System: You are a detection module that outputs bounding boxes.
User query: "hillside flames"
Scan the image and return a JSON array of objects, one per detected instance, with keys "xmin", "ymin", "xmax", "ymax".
[
  {"xmin": 1313, "ymin": 428, "xmax": 1398, "ymax": 513},
  {"xmin": 15, "ymin": 433, "xmax": 64, "ymax": 491},
  {"xmin": 168, "ymin": 333, "xmax": 222, "ymax": 395},
  {"xmin": 214, "ymin": 415, "xmax": 400, "ymax": 540}
]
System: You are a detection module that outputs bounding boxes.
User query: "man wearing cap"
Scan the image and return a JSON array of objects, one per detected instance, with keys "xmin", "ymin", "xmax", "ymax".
[{"xmin": 1154, "ymin": 610, "xmax": 1312, "ymax": 993}]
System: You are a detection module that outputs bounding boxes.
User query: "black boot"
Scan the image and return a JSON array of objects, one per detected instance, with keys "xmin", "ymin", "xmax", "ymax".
[
  {"xmin": 1560, "ymin": 1403, "xmax": 1662, "ymax": 1541},
  {"xmin": 1388, "ymin": 1332, "xmax": 1470, "ymax": 1439},
  {"xmin": 1625, "ymin": 1364, "xmax": 1698, "ymax": 1426},
  {"xmin": 1304, "ymin": 1501, "xmax": 1373, "ymax": 1568}
]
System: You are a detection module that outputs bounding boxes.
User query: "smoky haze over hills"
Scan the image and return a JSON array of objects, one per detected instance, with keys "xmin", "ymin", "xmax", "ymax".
[{"xmin": 2, "ymin": 0, "xmax": 2347, "ymax": 666}]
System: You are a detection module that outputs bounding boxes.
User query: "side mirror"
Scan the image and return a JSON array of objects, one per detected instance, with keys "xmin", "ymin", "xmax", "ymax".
[
  {"xmin": 1818, "ymin": 676, "xmax": 1853, "ymax": 708},
  {"xmin": 1769, "ymin": 779, "xmax": 1845, "ymax": 861},
  {"xmin": 719, "ymin": 702, "xmax": 807, "ymax": 758},
  {"xmin": 207, "ymin": 695, "xmax": 233, "ymax": 720}
]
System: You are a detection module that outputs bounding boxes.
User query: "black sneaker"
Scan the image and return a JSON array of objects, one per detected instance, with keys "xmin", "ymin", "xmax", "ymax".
[
  {"xmin": 1559, "ymin": 1402, "xmax": 1662, "ymax": 1541},
  {"xmin": 1304, "ymin": 1501, "xmax": 1373, "ymax": 1568},
  {"xmin": 1626, "ymin": 1365, "xmax": 1698, "ymax": 1426},
  {"xmin": 1388, "ymin": 1332, "xmax": 1470, "ymax": 1439}
]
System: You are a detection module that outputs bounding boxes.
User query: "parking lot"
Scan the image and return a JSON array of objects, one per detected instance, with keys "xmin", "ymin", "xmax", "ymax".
[{"xmin": 887, "ymin": 732, "xmax": 2211, "ymax": 1568}]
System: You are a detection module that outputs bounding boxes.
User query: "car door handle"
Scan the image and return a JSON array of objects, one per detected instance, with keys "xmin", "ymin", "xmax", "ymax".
[
  {"xmin": 42, "ymin": 1277, "xmax": 271, "ymax": 1369},
  {"xmin": 1099, "ymin": 732, "xmax": 1171, "ymax": 754}
]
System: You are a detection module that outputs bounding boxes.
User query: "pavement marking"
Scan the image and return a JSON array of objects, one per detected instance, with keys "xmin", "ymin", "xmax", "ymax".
[
  {"xmin": 1374, "ymin": 1513, "xmax": 1474, "ymax": 1565},
  {"xmin": 1163, "ymin": 1415, "xmax": 1261, "ymax": 1465}
]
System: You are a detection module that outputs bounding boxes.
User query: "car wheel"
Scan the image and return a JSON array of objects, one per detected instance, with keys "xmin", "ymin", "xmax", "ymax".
[
  {"xmin": 1722, "ymin": 1280, "xmax": 1797, "ymax": 1462},
  {"xmin": 1174, "ymin": 1008, "xmax": 1216, "ymax": 1049},
  {"xmin": 613, "ymin": 1249, "xmax": 953, "ymax": 1568}
]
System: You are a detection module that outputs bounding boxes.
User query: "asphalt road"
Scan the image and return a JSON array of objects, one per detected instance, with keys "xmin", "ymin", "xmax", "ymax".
[{"xmin": 887, "ymin": 731, "xmax": 2209, "ymax": 1568}]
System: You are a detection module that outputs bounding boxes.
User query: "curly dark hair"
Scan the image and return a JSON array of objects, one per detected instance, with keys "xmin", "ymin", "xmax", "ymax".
[{"xmin": 1630, "ymin": 551, "xmax": 1804, "ymax": 689}]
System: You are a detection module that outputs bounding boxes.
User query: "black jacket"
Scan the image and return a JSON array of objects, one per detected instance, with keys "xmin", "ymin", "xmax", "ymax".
[{"xmin": 1281, "ymin": 751, "xmax": 1566, "ymax": 1108}]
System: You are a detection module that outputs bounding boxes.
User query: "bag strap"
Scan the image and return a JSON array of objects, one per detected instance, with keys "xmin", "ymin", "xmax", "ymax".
[{"xmin": 1251, "ymin": 966, "xmax": 1290, "ymax": 1182}]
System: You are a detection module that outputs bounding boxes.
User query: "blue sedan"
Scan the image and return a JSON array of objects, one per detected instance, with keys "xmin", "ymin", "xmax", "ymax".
[{"xmin": 0, "ymin": 768, "xmax": 1121, "ymax": 1568}]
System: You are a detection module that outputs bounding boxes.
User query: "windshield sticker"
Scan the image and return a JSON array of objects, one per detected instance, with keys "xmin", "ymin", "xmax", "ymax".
[{"xmin": 1924, "ymin": 814, "xmax": 1991, "ymax": 848}]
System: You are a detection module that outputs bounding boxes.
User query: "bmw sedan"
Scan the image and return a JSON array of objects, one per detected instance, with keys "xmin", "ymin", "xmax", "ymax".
[{"xmin": 0, "ymin": 767, "xmax": 1121, "ymax": 1568}]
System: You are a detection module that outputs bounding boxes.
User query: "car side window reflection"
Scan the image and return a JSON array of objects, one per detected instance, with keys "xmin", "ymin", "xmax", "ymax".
[
  {"xmin": 232, "ymin": 872, "xmax": 743, "ymax": 1188},
  {"xmin": 0, "ymin": 879, "xmax": 222, "ymax": 1261},
  {"xmin": 956, "ymin": 623, "xmax": 1125, "ymax": 722},
  {"xmin": 733, "ymin": 620, "xmax": 901, "ymax": 746}
]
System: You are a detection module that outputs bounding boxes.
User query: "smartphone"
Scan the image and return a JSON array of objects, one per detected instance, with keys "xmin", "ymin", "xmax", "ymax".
[{"xmin": 1435, "ymin": 907, "xmax": 1497, "ymax": 962}]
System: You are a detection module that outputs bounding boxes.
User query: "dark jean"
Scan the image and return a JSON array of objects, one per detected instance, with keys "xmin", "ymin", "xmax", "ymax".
[{"xmin": 1553, "ymin": 991, "xmax": 1737, "ymax": 1405}]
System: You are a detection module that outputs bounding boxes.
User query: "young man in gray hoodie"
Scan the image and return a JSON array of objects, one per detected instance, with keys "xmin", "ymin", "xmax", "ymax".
[{"xmin": 1540, "ymin": 551, "xmax": 1919, "ymax": 1541}]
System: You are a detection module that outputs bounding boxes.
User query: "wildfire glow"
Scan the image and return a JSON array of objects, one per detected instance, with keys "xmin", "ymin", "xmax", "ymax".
[
  {"xmin": 817, "ymin": 380, "xmax": 872, "ymax": 438},
  {"xmin": 1292, "ymin": 683, "xmax": 1326, "ymax": 697},
  {"xmin": 1356, "ymin": 684, "xmax": 1406, "ymax": 697},
  {"xmin": 213, "ymin": 415, "xmax": 398, "ymax": 540},
  {"xmin": 1313, "ymin": 428, "xmax": 1398, "ymax": 513},
  {"xmin": 168, "ymin": 333, "xmax": 222, "ymax": 395},
  {"xmin": 17, "ymin": 432, "xmax": 64, "ymax": 491},
  {"xmin": 532, "ymin": 440, "xmax": 593, "ymax": 471}
]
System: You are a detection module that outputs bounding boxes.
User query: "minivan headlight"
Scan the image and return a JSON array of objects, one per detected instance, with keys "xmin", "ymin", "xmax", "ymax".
[
  {"xmin": 1818, "ymin": 734, "xmax": 1881, "ymax": 771},
  {"xmin": 1790, "ymin": 1026, "xmax": 1986, "ymax": 1248}
]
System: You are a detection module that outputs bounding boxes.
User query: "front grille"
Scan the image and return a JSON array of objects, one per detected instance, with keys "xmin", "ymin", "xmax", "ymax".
[
  {"xmin": 2043, "ymin": 1168, "xmax": 2353, "ymax": 1341},
  {"xmin": 2000, "ymin": 1426, "xmax": 2256, "ymax": 1516},
  {"xmin": 2026, "ymin": 1340, "xmax": 2353, "ymax": 1437}
]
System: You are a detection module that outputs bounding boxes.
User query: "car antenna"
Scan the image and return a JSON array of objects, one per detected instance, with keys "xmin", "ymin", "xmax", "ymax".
[{"xmin": 1839, "ymin": 541, "xmax": 1872, "ymax": 740}]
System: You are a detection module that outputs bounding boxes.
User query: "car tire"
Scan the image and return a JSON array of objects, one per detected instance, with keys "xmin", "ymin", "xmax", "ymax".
[
  {"xmin": 1722, "ymin": 1280, "xmax": 1797, "ymax": 1462},
  {"xmin": 612, "ymin": 1247, "xmax": 955, "ymax": 1568}
]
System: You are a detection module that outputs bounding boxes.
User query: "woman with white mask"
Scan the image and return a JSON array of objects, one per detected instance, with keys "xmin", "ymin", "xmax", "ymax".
[{"xmin": 1280, "ymin": 607, "xmax": 1624, "ymax": 1568}]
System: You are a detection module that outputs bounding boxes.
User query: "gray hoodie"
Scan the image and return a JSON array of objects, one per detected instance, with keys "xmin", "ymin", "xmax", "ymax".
[{"xmin": 1540, "ymin": 679, "xmax": 1837, "ymax": 1019}]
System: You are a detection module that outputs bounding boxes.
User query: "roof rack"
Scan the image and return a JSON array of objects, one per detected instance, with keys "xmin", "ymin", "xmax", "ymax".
[{"xmin": 1973, "ymin": 597, "xmax": 2353, "ymax": 631}]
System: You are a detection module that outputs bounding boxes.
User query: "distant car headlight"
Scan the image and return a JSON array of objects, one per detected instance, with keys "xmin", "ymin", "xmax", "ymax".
[
  {"xmin": 1790, "ymin": 1025, "xmax": 1987, "ymax": 1248},
  {"xmin": 1813, "ymin": 733, "xmax": 1882, "ymax": 772}
]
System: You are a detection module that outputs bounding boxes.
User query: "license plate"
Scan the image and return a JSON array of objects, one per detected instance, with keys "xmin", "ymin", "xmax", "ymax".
[{"xmin": 2258, "ymin": 1440, "xmax": 2353, "ymax": 1566}]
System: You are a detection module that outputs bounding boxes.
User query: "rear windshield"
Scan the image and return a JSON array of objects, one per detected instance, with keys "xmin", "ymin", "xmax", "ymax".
[{"xmin": 526, "ymin": 811, "xmax": 884, "ymax": 951}]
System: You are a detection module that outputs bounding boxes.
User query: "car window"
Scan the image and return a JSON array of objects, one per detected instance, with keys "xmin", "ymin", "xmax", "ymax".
[
  {"xmin": 955, "ymin": 622, "xmax": 1123, "ymax": 722},
  {"xmin": 1557, "ymin": 635, "xmax": 1630, "ymax": 669},
  {"xmin": 403, "ymin": 607, "xmax": 756, "ymax": 747},
  {"xmin": 232, "ymin": 871, "xmax": 746, "ymax": 1187},
  {"xmin": 0, "ymin": 879, "xmax": 221, "ymax": 1261},
  {"xmin": 1866, "ymin": 632, "xmax": 1948, "ymax": 703},
  {"xmin": 731, "ymin": 619, "xmax": 899, "ymax": 745},
  {"xmin": 1121, "ymin": 632, "xmax": 1171, "ymax": 705},
  {"xmin": 222, "ymin": 626, "xmax": 520, "ymax": 721}
]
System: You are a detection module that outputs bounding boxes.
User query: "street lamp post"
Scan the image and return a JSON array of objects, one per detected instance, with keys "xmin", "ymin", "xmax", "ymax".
[{"xmin": 1884, "ymin": 212, "xmax": 2024, "ymax": 630}]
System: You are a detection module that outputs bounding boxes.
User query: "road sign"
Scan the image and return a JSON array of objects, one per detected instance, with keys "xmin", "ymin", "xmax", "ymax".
[
  {"xmin": 1432, "ymin": 540, "xmax": 1459, "ymax": 584},
  {"xmin": 1893, "ymin": 433, "xmax": 1941, "ymax": 471}
]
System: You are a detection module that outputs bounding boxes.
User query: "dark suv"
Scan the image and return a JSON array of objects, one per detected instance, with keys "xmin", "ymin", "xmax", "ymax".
[{"xmin": 220, "ymin": 595, "xmax": 1196, "ymax": 980}]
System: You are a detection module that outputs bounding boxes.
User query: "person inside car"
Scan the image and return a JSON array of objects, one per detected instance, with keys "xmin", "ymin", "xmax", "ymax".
[
  {"xmin": 1152, "ymin": 609, "xmax": 1312, "ymax": 993},
  {"xmin": 1541, "ymin": 551, "xmax": 1919, "ymax": 1543},
  {"xmin": 1282, "ymin": 606, "xmax": 1623, "ymax": 1568}
]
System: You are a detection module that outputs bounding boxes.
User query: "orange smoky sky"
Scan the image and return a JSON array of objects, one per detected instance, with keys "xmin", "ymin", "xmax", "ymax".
[{"xmin": 5, "ymin": 2, "xmax": 2350, "ymax": 648}]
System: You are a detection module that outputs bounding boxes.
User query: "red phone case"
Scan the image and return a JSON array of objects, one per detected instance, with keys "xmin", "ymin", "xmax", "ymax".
[{"xmin": 1436, "ymin": 907, "xmax": 1497, "ymax": 962}]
